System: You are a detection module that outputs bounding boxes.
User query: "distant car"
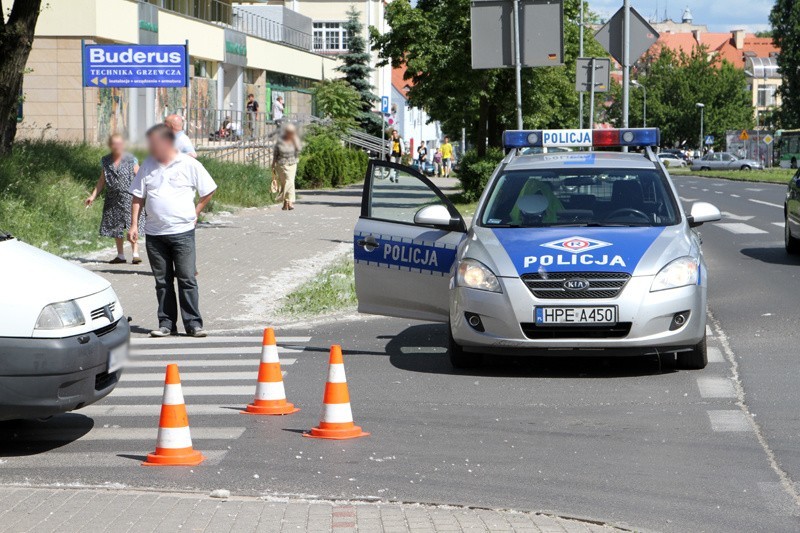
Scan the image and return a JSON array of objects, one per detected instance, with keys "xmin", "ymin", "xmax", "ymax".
[
  {"xmin": 661, "ymin": 148, "xmax": 693, "ymax": 164},
  {"xmin": 657, "ymin": 153, "xmax": 688, "ymax": 168},
  {"xmin": 413, "ymin": 160, "xmax": 437, "ymax": 176},
  {"xmin": 0, "ymin": 231, "xmax": 128, "ymax": 420},
  {"xmin": 691, "ymin": 152, "xmax": 763, "ymax": 171}
]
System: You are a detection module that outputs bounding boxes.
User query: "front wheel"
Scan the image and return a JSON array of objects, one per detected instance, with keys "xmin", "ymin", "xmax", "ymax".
[
  {"xmin": 676, "ymin": 337, "xmax": 708, "ymax": 370},
  {"xmin": 740, "ymin": 165, "xmax": 752, "ymax": 171},
  {"xmin": 448, "ymin": 326, "xmax": 482, "ymax": 369},
  {"xmin": 700, "ymin": 166, "xmax": 710, "ymax": 171},
  {"xmin": 785, "ymin": 213, "xmax": 800, "ymax": 254}
]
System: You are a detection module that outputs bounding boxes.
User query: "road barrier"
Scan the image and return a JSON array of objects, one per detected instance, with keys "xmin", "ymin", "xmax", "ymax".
[
  {"xmin": 142, "ymin": 364, "xmax": 205, "ymax": 467},
  {"xmin": 241, "ymin": 328, "xmax": 300, "ymax": 416},
  {"xmin": 304, "ymin": 345, "xmax": 369, "ymax": 440}
]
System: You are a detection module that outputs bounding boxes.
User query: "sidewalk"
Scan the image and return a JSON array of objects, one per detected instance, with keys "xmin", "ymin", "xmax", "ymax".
[
  {"xmin": 81, "ymin": 186, "xmax": 364, "ymax": 335},
  {"xmin": 0, "ymin": 486, "xmax": 625, "ymax": 533}
]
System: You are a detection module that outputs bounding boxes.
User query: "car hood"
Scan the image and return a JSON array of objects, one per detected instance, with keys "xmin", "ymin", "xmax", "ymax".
[{"xmin": 465, "ymin": 225, "xmax": 694, "ymax": 278}]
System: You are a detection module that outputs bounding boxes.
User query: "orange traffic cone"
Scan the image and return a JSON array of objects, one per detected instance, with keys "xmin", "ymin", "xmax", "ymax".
[
  {"xmin": 142, "ymin": 364, "xmax": 205, "ymax": 466},
  {"xmin": 304, "ymin": 345, "xmax": 369, "ymax": 440},
  {"xmin": 242, "ymin": 328, "xmax": 300, "ymax": 415}
]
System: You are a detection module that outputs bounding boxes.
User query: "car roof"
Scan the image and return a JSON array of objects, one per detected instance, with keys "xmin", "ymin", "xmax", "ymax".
[{"xmin": 504, "ymin": 151, "xmax": 658, "ymax": 171}]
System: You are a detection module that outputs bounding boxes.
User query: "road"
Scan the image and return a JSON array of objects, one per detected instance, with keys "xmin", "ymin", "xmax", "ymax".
[{"xmin": 2, "ymin": 175, "xmax": 800, "ymax": 532}]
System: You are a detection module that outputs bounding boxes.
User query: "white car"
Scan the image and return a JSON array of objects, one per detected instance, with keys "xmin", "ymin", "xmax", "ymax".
[
  {"xmin": 656, "ymin": 153, "xmax": 688, "ymax": 167},
  {"xmin": 0, "ymin": 231, "xmax": 128, "ymax": 420}
]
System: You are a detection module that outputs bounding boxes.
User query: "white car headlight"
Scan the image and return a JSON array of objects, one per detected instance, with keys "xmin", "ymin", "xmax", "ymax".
[
  {"xmin": 35, "ymin": 300, "xmax": 85, "ymax": 330},
  {"xmin": 650, "ymin": 256, "xmax": 700, "ymax": 292},
  {"xmin": 457, "ymin": 259, "xmax": 501, "ymax": 293}
]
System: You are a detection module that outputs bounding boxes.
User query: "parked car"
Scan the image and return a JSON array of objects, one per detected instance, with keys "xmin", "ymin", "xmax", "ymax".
[
  {"xmin": 0, "ymin": 231, "xmax": 128, "ymax": 420},
  {"xmin": 691, "ymin": 152, "xmax": 763, "ymax": 171},
  {"xmin": 657, "ymin": 153, "xmax": 688, "ymax": 168},
  {"xmin": 661, "ymin": 148, "xmax": 693, "ymax": 164},
  {"xmin": 413, "ymin": 160, "xmax": 437, "ymax": 176},
  {"xmin": 785, "ymin": 170, "xmax": 800, "ymax": 254}
]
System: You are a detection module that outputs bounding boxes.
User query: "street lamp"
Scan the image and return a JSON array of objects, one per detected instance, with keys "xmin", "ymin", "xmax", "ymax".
[
  {"xmin": 631, "ymin": 80, "xmax": 647, "ymax": 127},
  {"xmin": 696, "ymin": 103, "xmax": 705, "ymax": 153}
]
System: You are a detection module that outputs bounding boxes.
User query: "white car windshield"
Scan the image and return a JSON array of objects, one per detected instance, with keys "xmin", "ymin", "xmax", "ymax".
[{"xmin": 480, "ymin": 168, "xmax": 680, "ymax": 227}]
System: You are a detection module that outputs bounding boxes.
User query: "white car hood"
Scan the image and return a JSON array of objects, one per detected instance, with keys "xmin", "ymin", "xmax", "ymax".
[{"xmin": 0, "ymin": 239, "xmax": 110, "ymax": 336}]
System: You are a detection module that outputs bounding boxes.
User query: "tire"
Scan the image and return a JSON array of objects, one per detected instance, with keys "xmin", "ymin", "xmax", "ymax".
[
  {"xmin": 740, "ymin": 165, "xmax": 752, "ymax": 171},
  {"xmin": 785, "ymin": 212, "xmax": 800, "ymax": 254},
  {"xmin": 676, "ymin": 337, "xmax": 708, "ymax": 370},
  {"xmin": 448, "ymin": 325, "xmax": 482, "ymax": 369},
  {"xmin": 700, "ymin": 166, "xmax": 710, "ymax": 171}
]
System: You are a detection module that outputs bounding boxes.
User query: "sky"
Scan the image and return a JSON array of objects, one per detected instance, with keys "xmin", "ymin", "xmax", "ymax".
[{"xmin": 589, "ymin": 0, "xmax": 774, "ymax": 33}]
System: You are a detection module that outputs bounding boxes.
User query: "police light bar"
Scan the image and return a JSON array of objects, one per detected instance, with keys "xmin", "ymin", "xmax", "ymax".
[{"xmin": 503, "ymin": 128, "xmax": 660, "ymax": 149}]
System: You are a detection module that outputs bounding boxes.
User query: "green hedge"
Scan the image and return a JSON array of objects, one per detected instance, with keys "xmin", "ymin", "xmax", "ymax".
[
  {"xmin": 458, "ymin": 147, "xmax": 505, "ymax": 201},
  {"xmin": 296, "ymin": 130, "xmax": 368, "ymax": 189}
]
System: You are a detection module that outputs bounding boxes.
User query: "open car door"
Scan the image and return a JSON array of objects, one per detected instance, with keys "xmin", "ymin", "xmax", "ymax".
[{"xmin": 354, "ymin": 160, "xmax": 467, "ymax": 322}]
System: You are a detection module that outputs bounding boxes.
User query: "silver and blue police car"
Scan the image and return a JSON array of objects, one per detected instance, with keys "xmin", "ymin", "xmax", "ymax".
[{"xmin": 353, "ymin": 128, "xmax": 721, "ymax": 369}]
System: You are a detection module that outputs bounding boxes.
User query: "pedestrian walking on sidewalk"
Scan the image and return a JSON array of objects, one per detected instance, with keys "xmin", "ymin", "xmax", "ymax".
[
  {"xmin": 389, "ymin": 129, "xmax": 404, "ymax": 183},
  {"xmin": 441, "ymin": 136, "xmax": 454, "ymax": 178},
  {"xmin": 85, "ymin": 133, "xmax": 145, "ymax": 264},
  {"xmin": 128, "ymin": 124, "xmax": 217, "ymax": 338},
  {"xmin": 433, "ymin": 148, "xmax": 443, "ymax": 177},
  {"xmin": 272, "ymin": 123, "xmax": 301, "ymax": 211},
  {"xmin": 272, "ymin": 95, "xmax": 285, "ymax": 125}
]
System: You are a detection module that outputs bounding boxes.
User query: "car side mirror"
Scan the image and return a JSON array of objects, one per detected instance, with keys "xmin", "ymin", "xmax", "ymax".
[
  {"xmin": 688, "ymin": 202, "xmax": 721, "ymax": 228},
  {"xmin": 414, "ymin": 204, "xmax": 460, "ymax": 230}
]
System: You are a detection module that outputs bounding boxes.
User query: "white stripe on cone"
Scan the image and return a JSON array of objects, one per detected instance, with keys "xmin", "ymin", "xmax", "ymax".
[
  {"xmin": 261, "ymin": 345, "xmax": 280, "ymax": 364},
  {"xmin": 155, "ymin": 426, "xmax": 193, "ymax": 449},
  {"xmin": 327, "ymin": 363, "xmax": 347, "ymax": 383},
  {"xmin": 321, "ymin": 402, "xmax": 354, "ymax": 424},
  {"xmin": 161, "ymin": 384, "xmax": 185, "ymax": 406},
  {"xmin": 254, "ymin": 381, "xmax": 287, "ymax": 401}
]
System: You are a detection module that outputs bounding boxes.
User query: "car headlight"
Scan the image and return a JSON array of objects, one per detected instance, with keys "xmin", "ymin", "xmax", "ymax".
[
  {"xmin": 35, "ymin": 300, "xmax": 85, "ymax": 330},
  {"xmin": 457, "ymin": 259, "xmax": 501, "ymax": 292},
  {"xmin": 650, "ymin": 256, "xmax": 700, "ymax": 292}
]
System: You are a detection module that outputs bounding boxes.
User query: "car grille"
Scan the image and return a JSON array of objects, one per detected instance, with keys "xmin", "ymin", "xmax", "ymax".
[
  {"xmin": 90, "ymin": 301, "xmax": 116, "ymax": 321},
  {"xmin": 521, "ymin": 322, "xmax": 632, "ymax": 339},
  {"xmin": 521, "ymin": 272, "xmax": 631, "ymax": 299}
]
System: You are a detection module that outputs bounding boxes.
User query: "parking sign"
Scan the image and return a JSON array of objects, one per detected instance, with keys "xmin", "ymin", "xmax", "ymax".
[{"xmin": 381, "ymin": 96, "xmax": 390, "ymax": 114}]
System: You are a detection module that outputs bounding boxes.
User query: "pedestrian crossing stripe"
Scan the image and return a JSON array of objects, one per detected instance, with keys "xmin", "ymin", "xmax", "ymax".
[
  {"xmin": 79, "ymin": 404, "xmax": 233, "ymax": 417},
  {"xmin": 125, "ymin": 358, "xmax": 296, "ymax": 369},
  {"xmin": 129, "ymin": 336, "xmax": 311, "ymax": 346},
  {"xmin": 0, "ymin": 450, "xmax": 229, "ymax": 468},
  {"xmin": 8, "ymin": 427, "xmax": 246, "ymax": 442},
  {"xmin": 111, "ymin": 385, "xmax": 252, "ymax": 397},
  {"xmin": 121, "ymin": 371, "xmax": 276, "ymax": 382}
]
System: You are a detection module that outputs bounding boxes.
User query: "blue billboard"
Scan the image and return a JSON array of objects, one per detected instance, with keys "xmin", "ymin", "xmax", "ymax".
[{"xmin": 82, "ymin": 44, "xmax": 188, "ymax": 88}]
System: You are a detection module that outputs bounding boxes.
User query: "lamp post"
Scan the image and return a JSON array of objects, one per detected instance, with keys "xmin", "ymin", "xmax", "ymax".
[
  {"xmin": 631, "ymin": 80, "xmax": 647, "ymax": 127},
  {"xmin": 696, "ymin": 102, "xmax": 705, "ymax": 154}
]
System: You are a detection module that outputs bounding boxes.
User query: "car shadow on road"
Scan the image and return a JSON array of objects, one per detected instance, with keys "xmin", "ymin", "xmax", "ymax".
[
  {"xmin": 0, "ymin": 414, "xmax": 94, "ymax": 456},
  {"xmin": 384, "ymin": 324, "xmax": 673, "ymax": 378},
  {"xmin": 740, "ymin": 247, "xmax": 800, "ymax": 266}
]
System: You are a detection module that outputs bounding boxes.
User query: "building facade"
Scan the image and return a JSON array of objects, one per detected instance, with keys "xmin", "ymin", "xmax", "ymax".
[{"xmin": 390, "ymin": 66, "xmax": 441, "ymax": 155}]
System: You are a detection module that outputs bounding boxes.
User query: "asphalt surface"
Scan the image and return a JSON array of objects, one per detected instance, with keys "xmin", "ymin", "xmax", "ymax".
[{"xmin": 3, "ymin": 174, "xmax": 800, "ymax": 532}]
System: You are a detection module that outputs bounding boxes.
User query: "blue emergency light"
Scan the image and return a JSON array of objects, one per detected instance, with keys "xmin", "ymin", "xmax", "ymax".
[{"xmin": 503, "ymin": 128, "xmax": 660, "ymax": 150}]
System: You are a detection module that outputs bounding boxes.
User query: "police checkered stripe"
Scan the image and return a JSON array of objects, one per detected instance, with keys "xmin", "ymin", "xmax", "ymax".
[
  {"xmin": 254, "ymin": 380, "xmax": 287, "ymax": 401},
  {"xmin": 161, "ymin": 383, "xmax": 185, "ymax": 406},
  {"xmin": 320, "ymin": 402, "xmax": 354, "ymax": 424},
  {"xmin": 155, "ymin": 426, "xmax": 193, "ymax": 449},
  {"xmin": 261, "ymin": 344, "xmax": 280, "ymax": 364},
  {"xmin": 326, "ymin": 363, "xmax": 347, "ymax": 384}
]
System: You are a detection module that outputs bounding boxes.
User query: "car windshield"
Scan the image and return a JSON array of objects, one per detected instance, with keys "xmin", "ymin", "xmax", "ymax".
[{"xmin": 480, "ymin": 167, "xmax": 680, "ymax": 227}]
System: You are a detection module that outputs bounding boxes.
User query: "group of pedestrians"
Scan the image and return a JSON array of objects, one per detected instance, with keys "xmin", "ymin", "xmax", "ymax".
[{"xmin": 414, "ymin": 135, "xmax": 456, "ymax": 178}]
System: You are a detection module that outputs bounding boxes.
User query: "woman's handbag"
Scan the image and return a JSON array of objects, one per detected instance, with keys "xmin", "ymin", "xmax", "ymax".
[{"xmin": 270, "ymin": 170, "xmax": 279, "ymax": 194}]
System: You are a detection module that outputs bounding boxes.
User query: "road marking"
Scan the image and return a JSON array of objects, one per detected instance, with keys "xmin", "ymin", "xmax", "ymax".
[
  {"xmin": 80, "ymin": 427, "xmax": 246, "ymax": 441},
  {"xmin": 679, "ymin": 197, "xmax": 698, "ymax": 202},
  {"xmin": 715, "ymin": 190, "xmax": 724, "ymax": 194},
  {"xmin": 0, "ymin": 450, "xmax": 228, "ymax": 468},
  {"xmin": 696, "ymin": 377, "xmax": 736, "ymax": 398},
  {"xmin": 690, "ymin": 186, "xmax": 698, "ymax": 190},
  {"xmin": 707, "ymin": 410, "xmax": 752, "ymax": 432},
  {"xmin": 730, "ymin": 194, "xmax": 740, "ymax": 198},
  {"xmin": 707, "ymin": 346, "xmax": 724, "ymax": 363},
  {"xmin": 130, "ymin": 336, "xmax": 311, "ymax": 346},
  {"xmin": 773, "ymin": 222, "xmax": 785, "ymax": 228},
  {"xmin": 78, "ymin": 404, "xmax": 237, "ymax": 417},
  {"xmin": 701, "ymin": 188, "xmax": 709, "ymax": 192},
  {"xmin": 110, "ymin": 385, "xmax": 251, "ymax": 397},
  {"xmin": 125, "ymin": 358, "xmax": 295, "ymax": 368},
  {"xmin": 746, "ymin": 188, "xmax": 764, "ymax": 192},
  {"xmin": 720, "ymin": 211, "xmax": 754, "ymax": 221},
  {"xmin": 132, "ymin": 346, "xmax": 263, "ymax": 356},
  {"xmin": 749, "ymin": 198, "xmax": 783, "ymax": 209},
  {"xmin": 715, "ymin": 223, "xmax": 768, "ymax": 235},
  {"xmin": 122, "ymin": 371, "xmax": 260, "ymax": 382}
]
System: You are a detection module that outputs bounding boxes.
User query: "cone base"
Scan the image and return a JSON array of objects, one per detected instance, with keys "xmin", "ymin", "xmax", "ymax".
[
  {"xmin": 241, "ymin": 403, "xmax": 300, "ymax": 416},
  {"xmin": 303, "ymin": 425, "xmax": 369, "ymax": 440},
  {"xmin": 142, "ymin": 449, "xmax": 205, "ymax": 466}
]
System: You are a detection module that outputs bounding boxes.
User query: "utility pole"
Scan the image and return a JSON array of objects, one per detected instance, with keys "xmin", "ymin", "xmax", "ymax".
[
  {"xmin": 622, "ymin": 0, "xmax": 631, "ymax": 150},
  {"xmin": 578, "ymin": 1, "xmax": 584, "ymax": 129},
  {"xmin": 512, "ymin": 0, "xmax": 523, "ymax": 129}
]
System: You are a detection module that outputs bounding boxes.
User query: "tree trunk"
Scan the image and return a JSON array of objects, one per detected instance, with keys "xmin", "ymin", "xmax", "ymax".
[
  {"xmin": 476, "ymin": 95, "xmax": 488, "ymax": 157},
  {"xmin": 0, "ymin": 0, "xmax": 43, "ymax": 156},
  {"xmin": 487, "ymin": 103, "xmax": 500, "ymax": 148}
]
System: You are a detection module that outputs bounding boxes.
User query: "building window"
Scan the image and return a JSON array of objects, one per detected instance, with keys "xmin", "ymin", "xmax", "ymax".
[
  {"xmin": 758, "ymin": 84, "xmax": 777, "ymax": 107},
  {"xmin": 312, "ymin": 22, "xmax": 351, "ymax": 53},
  {"xmin": 193, "ymin": 60, "xmax": 211, "ymax": 78}
]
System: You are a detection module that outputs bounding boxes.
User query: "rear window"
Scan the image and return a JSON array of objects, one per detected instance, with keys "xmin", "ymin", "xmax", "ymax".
[{"xmin": 479, "ymin": 167, "xmax": 680, "ymax": 228}]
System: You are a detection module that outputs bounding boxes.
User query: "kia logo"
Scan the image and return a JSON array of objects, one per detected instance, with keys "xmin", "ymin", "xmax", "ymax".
[{"xmin": 563, "ymin": 278, "xmax": 590, "ymax": 291}]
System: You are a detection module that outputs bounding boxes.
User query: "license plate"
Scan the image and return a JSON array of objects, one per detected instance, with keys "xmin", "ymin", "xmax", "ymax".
[
  {"xmin": 108, "ymin": 343, "xmax": 129, "ymax": 373},
  {"xmin": 535, "ymin": 306, "xmax": 618, "ymax": 325}
]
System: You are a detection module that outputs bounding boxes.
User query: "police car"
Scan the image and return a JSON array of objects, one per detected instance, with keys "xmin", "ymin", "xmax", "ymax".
[{"xmin": 353, "ymin": 128, "xmax": 721, "ymax": 369}]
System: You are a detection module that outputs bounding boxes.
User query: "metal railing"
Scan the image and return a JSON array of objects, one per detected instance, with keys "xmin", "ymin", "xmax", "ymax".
[{"xmin": 344, "ymin": 128, "xmax": 391, "ymax": 157}]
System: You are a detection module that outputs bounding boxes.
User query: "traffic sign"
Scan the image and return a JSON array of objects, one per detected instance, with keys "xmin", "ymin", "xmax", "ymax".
[
  {"xmin": 575, "ymin": 58, "xmax": 611, "ymax": 93},
  {"xmin": 82, "ymin": 44, "xmax": 188, "ymax": 88},
  {"xmin": 739, "ymin": 130, "xmax": 750, "ymax": 141},
  {"xmin": 594, "ymin": 6, "xmax": 659, "ymax": 65},
  {"xmin": 381, "ymin": 96, "xmax": 390, "ymax": 114},
  {"xmin": 704, "ymin": 135, "xmax": 714, "ymax": 145},
  {"xmin": 763, "ymin": 134, "xmax": 774, "ymax": 145}
]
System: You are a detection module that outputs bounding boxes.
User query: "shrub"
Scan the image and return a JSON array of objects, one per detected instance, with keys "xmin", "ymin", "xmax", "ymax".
[
  {"xmin": 458, "ymin": 147, "xmax": 505, "ymax": 201},
  {"xmin": 297, "ymin": 126, "xmax": 368, "ymax": 189}
]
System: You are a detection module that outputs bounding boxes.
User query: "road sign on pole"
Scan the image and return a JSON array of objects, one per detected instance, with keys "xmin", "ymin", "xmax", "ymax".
[
  {"xmin": 705, "ymin": 135, "xmax": 715, "ymax": 146},
  {"xmin": 594, "ymin": 6, "xmax": 659, "ymax": 67},
  {"xmin": 82, "ymin": 44, "xmax": 189, "ymax": 88},
  {"xmin": 381, "ymin": 96, "xmax": 390, "ymax": 114},
  {"xmin": 763, "ymin": 134, "xmax": 774, "ymax": 145},
  {"xmin": 739, "ymin": 130, "xmax": 750, "ymax": 141},
  {"xmin": 575, "ymin": 58, "xmax": 610, "ymax": 93}
]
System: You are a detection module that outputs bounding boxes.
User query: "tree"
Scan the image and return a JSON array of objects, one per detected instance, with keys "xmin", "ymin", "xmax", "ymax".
[
  {"xmin": 770, "ymin": 1, "xmax": 800, "ymax": 127},
  {"xmin": 312, "ymin": 79, "xmax": 361, "ymax": 132},
  {"xmin": 608, "ymin": 46, "xmax": 753, "ymax": 149},
  {"xmin": 0, "ymin": 0, "xmax": 43, "ymax": 155},
  {"xmin": 372, "ymin": 0, "xmax": 606, "ymax": 155},
  {"xmin": 336, "ymin": 6, "xmax": 381, "ymax": 135}
]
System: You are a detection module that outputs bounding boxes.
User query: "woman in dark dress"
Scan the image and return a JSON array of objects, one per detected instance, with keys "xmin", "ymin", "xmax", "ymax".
[{"xmin": 85, "ymin": 134, "xmax": 145, "ymax": 264}]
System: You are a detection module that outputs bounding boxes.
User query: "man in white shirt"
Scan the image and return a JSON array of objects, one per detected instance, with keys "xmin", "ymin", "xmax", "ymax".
[
  {"xmin": 272, "ymin": 95, "xmax": 284, "ymax": 124},
  {"xmin": 129, "ymin": 124, "xmax": 217, "ymax": 338},
  {"xmin": 165, "ymin": 114, "xmax": 197, "ymax": 158}
]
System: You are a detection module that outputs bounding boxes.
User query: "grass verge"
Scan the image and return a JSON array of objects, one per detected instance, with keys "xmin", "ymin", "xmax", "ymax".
[
  {"xmin": 279, "ymin": 255, "xmax": 356, "ymax": 317},
  {"xmin": 669, "ymin": 167, "xmax": 794, "ymax": 185},
  {"xmin": 0, "ymin": 140, "xmax": 274, "ymax": 256}
]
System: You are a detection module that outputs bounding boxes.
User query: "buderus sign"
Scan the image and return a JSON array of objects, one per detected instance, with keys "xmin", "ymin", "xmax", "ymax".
[{"xmin": 82, "ymin": 44, "xmax": 188, "ymax": 88}]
